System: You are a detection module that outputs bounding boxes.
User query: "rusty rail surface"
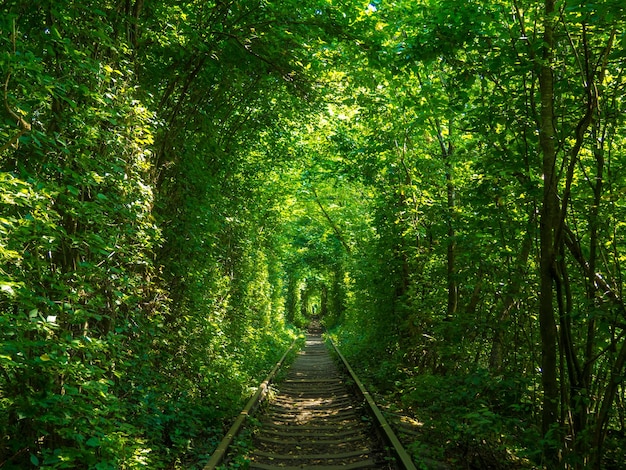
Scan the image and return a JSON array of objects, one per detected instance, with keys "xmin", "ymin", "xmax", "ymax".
[
  {"xmin": 329, "ymin": 338, "xmax": 418, "ymax": 470},
  {"xmin": 203, "ymin": 338, "xmax": 297, "ymax": 470},
  {"xmin": 205, "ymin": 331, "xmax": 417, "ymax": 470}
]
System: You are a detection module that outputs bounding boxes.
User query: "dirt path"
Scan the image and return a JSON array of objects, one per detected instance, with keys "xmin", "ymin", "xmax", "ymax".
[{"xmin": 248, "ymin": 330, "xmax": 392, "ymax": 469}]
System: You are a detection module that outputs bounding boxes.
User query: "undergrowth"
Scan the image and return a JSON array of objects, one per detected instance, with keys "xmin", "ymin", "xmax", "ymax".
[
  {"xmin": 211, "ymin": 331, "xmax": 306, "ymax": 469},
  {"xmin": 331, "ymin": 329, "xmax": 540, "ymax": 469}
]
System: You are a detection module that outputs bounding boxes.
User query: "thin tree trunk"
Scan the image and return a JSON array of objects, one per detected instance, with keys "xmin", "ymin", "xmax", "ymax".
[
  {"xmin": 413, "ymin": 69, "xmax": 457, "ymax": 316},
  {"xmin": 591, "ymin": 340, "xmax": 626, "ymax": 469},
  {"xmin": 445, "ymin": 149, "xmax": 457, "ymax": 316},
  {"xmin": 311, "ymin": 186, "xmax": 352, "ymax": 255},
  {"xmin": 489, "ymin": 213, "xmax": 535, "ymax": 373},
  {"xmin": 538, "ymin": 0, "xmax": 560, "ymax": 465}
]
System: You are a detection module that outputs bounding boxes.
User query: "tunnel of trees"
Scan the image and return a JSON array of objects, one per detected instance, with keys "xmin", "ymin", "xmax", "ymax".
[{"xmin": 1, "ymin": 0, "xmax": 625, "ymax": 468}]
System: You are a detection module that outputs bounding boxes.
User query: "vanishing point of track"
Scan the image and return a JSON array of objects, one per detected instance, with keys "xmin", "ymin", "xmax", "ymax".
[{"xmin": 204, "ymin": 323, "xmax": 417, "ymax": 470}]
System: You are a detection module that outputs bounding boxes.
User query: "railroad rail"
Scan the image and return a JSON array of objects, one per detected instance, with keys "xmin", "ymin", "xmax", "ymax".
[{"xmin": 204, "ymin": 326, "xmax": 417, "ymax": 470}]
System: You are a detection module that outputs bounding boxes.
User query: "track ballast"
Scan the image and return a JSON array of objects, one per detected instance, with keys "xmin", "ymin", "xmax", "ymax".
[{"xmin": 247, "ymin": 330, "xmax": 393, "ymax": 469}]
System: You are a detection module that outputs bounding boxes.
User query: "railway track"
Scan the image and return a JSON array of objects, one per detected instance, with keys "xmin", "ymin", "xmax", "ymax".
[{"xmin": 205, "ymin": 324, "xmax": 416, "ymax": 470}]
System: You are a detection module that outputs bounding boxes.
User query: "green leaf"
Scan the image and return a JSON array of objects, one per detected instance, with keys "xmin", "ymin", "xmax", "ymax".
[
  {"xmin": 30, "ymin": 454, "xmax": 39, "ymax": 466},
  {"xmin": 0, "ymin": 284, "xmax": 16, "ymax": 296},
  {"xmin": 86, "ymin": 436, "xmax": 100, "ymax": 447}
]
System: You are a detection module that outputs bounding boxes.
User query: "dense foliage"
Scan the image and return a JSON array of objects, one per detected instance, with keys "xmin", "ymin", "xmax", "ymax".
[
  {"xmin": 327, "ymin": 1, "xmax": 626, "ymax": 469},
  {"xmin": 1, "ymin": 0, "xmax": 625, "ymax": 469},
  {"xmin": 0, "ymin": 0, "xmax": 340, "ymax": 467}
]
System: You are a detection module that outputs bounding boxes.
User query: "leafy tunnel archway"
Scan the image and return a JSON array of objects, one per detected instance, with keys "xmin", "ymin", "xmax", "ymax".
[{"xmin": 2, "ymin": 0, "xmax": 626, "ymax": 468}]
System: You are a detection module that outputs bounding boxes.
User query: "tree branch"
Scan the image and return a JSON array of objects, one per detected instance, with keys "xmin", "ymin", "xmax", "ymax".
[
  {"xmin": 1, "ymin": 19, "xmax": 31, "ymax": 154},
  {"xmin": 311, "ymin": 186, "xmax": 351, "ymax": 255}
]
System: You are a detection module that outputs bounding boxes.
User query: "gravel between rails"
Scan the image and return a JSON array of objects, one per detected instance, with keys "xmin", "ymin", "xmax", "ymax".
[{"xmin": 248, "ymin": 328, "xmax": 394, "ymax": 470}]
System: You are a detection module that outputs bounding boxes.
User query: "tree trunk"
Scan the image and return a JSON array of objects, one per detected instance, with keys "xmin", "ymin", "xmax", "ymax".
[
  {"xmin": 537, "ymin": 0, "xmax": 561, "ymax": 464},
  {"xmin": 489, "ymin": 213, "xmax": 535, "ymax": 373},
  {"xmin": 445, "ymin": 151, "xmax": 457, "ymax": 316}
]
